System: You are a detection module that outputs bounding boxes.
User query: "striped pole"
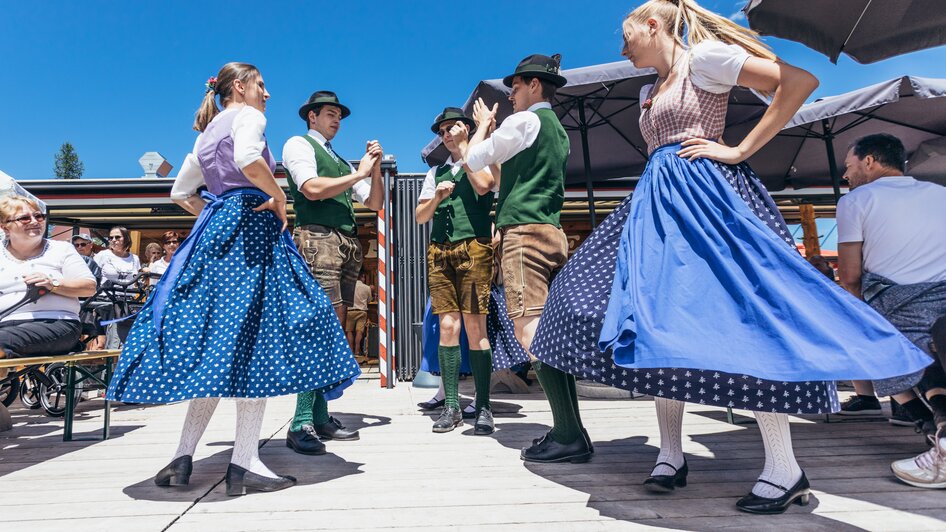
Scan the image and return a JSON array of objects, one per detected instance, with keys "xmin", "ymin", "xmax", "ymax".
[{"xmin": 377, "ymin": 156, "xmax": 396, "ymax": 388}]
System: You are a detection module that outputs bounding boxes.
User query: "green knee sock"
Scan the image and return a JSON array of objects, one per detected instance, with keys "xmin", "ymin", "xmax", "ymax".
[
  {"xmin": 566, "ymin": 372, "xmax": 585, "ymax": 431},
  {"xmin": 439, "ymin": 345, "xmax": 461, "ymax": 409},
  {"xmin": 291, "ymin": 392, "xmax": 315, "ymax": 431},
  {"xmin": 533, "ymin": 360, "xmax": 581, "ymax": 444},
  {"xmin": 312, "ymin": 392, "xmax": 330, "ymax": 425},
  {"xmin": 470, "ymin": 349, "xmax": 493, "ymax": 412}
]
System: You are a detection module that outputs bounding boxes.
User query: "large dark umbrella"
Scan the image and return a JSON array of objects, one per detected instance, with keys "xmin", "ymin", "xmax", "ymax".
[
  {"xmin": 745, "ymin": 0, "xmax": 946, "ymax": 64},
  {"xmin": 907, "ymin": 136, "xmax": 946, "ymax": 185},
  {"xmin": 422, "ymin": 61, "xmax": 768, "ymax": 225},
  {"xmin": 747, "ymin": 76, "xmax": 946, "ymax": 199}
]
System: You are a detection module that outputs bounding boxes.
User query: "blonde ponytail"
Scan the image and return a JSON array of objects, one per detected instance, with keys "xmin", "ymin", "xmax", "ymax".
[
  {"xmin": 627, "ymin": 0, "xmax": 776, "ymax": 61},
  {"xmin": 193, "ymin": 90, "xmax": 219, "ymax": 132},
  {"xmin": 191, "ymin": 62, "xmax": 261, "ymax": 133}
]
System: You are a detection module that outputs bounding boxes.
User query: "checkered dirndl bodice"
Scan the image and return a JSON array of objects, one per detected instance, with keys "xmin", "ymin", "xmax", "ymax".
[{"xmin": 639, "ymin": 55, "xmax": 729, "ymax": 154}]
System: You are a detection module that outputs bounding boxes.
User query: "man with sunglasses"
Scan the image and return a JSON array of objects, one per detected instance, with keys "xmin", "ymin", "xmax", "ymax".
[
  {"xmin": 71, "ymin": 233, "xmax": 101, "ymax": 279},
  {"xmin": 281, "ymin": 90, "xmax": 384, "ymax": 455},
  {"xmin": 415, "ymin": 107, "xmax": 497, "ymax": 434}
]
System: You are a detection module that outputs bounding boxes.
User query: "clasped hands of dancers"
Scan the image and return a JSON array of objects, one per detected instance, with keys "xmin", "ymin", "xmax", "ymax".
[{"xmin": 104, "ymin": 0, "xmax": 935, "ymax": 513}]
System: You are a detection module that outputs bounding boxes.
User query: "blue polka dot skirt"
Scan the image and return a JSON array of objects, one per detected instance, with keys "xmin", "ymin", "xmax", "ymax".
[
  {"xmin": 531, "ymin": 147, "xmax": 841, "ymax": 414},
  {"xmin": 106, "ymin": 192, "xmax": 360, "ymax": 403}
]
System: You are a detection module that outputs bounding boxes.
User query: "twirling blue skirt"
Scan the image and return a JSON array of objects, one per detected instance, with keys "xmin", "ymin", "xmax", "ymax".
[
  {"xmin": 532, "ymin": 144, "xmax": 931, "ymax": 413},
  {"xmin": 106, "ymin": 189, "xmax": 360, "ymax": 403}
]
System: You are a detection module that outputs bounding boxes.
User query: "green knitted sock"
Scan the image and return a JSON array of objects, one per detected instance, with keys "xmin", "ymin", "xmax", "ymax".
[
  {"xmin": 566, "ymin": 372, "xmax": 585, "ymax": 431},
  {"xmin": 312, "ymin": 392, "xmax": 330, "ymax": 425},
  {"xmin": 470, "ymin": 349, "xmax": 493, "ymax": 412},
  {"xmin": 533, "ymin": 360, "xmax": 581, "ymax": 444},
  {"xmin": 290, "ymin": 392, "xmax": 315, "ymax": 431},
  {"xmin": 439, "ymin": 345, "xmax": 462, "ymax": 409}
]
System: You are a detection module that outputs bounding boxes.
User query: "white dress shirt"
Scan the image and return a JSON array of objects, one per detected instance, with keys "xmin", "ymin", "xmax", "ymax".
[
  {"xmin": 466, "ymin": 102, "xmax": 551, "ymax": 172},
  {"xmin": 282, "ymin": 129, "xmax": 371, "ymax": 204},
  {"xmin": 170, "ymin": 106, "xmax": 268, "ymax": 200}
]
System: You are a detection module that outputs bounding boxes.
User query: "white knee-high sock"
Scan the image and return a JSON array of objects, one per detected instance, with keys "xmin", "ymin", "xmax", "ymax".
[
  {"xmin": 652, "ymin": 398, "xmax": 685, "ymax": 476},
  {"xmin": 231, "ymin": 398, "xmax": 277, "ymax": 478},
  {"xmin": 173, "ymin": 398, "xmax": 220, "ymax": 460},
  {"xmin": 753, "ymin": 412, "xmax": 803, "ymax": 498},
  {"xmin": 431, "ymin": 379, "xmax": 445, "ymax": 402}
]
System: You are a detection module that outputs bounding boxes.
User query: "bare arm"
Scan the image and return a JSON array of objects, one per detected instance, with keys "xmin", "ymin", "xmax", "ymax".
[
  {"xmin": 242, "ymin": 158, "xmax": 289, "ymax": 231},
  {"xmin": 415, "ymin": 182, "xmax": 455, "ymax": 224},
  {"xmin": 678, "ymin": 59, "xmax": 819, "ymax": 164},
  {"xmin": 449, "ymin": 122, "xmax": 495, "ymax": 196},
  {"xmin": 174, "ymin": 196, "xmax": 207, "ymax": 217},
  {"xmin": 837, "ymin": 241, "xmax": 864, "ymax": 299},
  {"xmin": 363, "ymin": 141, "xmax": 386, "ymax": 211}
]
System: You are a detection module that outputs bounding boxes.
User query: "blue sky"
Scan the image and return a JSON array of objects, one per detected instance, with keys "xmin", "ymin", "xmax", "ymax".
[{"xmin": 2, "ymin": 0, "xmax": 945, "ymax": 180}]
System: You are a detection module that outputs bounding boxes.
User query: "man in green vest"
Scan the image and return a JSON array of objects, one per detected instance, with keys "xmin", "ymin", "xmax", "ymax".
[
  {"xmin": 415, "ymin": 107, "xmax": 497, "ymax": 435},
  {"xmin": 463, "ymin": 54, "xmax": 592, "ymax": 463},
  {"xmin": 281, "ymin": 90, "xmax": 384, "ymax": 455}
]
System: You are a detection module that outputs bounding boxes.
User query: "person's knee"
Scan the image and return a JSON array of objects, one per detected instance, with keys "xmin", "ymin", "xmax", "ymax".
[{"xmin": 439, "ymin": 314, "xmax": 462, "ymax": 343}]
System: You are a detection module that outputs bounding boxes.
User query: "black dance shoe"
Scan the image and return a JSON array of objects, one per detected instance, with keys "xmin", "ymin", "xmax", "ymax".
[
  {"xmin": 462, "ymin": 407, "xmax": 477, "ymax": 419},
  {"xmin": 736, "ymin": 471, "xmax": 811, "ymax": 514},
  {"xmin": 582, "ymin": 427, "xmax": 595, "ymax": 454},
  {"xmin": 154, "ymin": 455, "xmax": 193, "ymax": 487},
  {"xmin": 432, "ymin": 406, "xmax": 463, "ymax": 433},
  {"xmin": 474, "ymin": 408, "xmax": 495, "ymax": 435},
  {"xmin": 286, "ymin": 425, "xmax": 326, "ymax": 455},
  {"xmin": 225, "ymin": 464, "xmax": 296, "ymax": 496},
  {"xmin": 643, "ymin": 460, "xmax": 688, "ymax": 493},
  {"xmin": 520, "ymin": 433, "xmax": 592, "ymax": 464},
  {"xmin": 315, "ymin": 416, "xmax": 360, "ymax": 441},
  {"xmin": 417, "ymin": 398, "xmax": 445, "ymax": 410}
]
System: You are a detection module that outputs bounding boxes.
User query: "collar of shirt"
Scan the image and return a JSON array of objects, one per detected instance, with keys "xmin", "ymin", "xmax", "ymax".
[
  {"xmin": 306, "ymin": 129, "xmax": 329, "ymax": 147},
  {"xmin": 527, "ymin": 102, "xmax": 552, "ymax": 112},
  {"xmin": 444, "ymin": 156, "xmax": 463, "ymax": 175},
  {"xmin": 873, "ymin": 175, "xmax": 916, "ymax": 186}
]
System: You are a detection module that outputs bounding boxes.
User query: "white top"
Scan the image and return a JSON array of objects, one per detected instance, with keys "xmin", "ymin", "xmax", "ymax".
[
  {"xmin": 418, "ymin": 157, "xmax": 496, "ymax": 201},
  {"xmin": 0, "ymin": 240, "xmax": 96, "ymax": 322},
  {"xmin": 466, "ymin": 102, "xmax": 552, "ymax": 171},
  {"xmin": 686, "ymin": 40, "xmax": 751, "ymax": 94},
  {"xmin": 170, "ymin": 106, "xmax": 268, "ymax": 200},
  {"xmin": 94, "ymin": 249, "xmax": 141, "ymax": 283},
  {"xmin": 837, "ymin": 176, "xmax": 946, "ymax": 284},
  {"xmin": 149, "ymin": 257, "xmax": 170, "ymax": 276},
  {"xmin": 282, "ymin": 130, "xmax": 371, "ymax": 204},
  {"xmin": 351, "ymin": 280, "xmax": 372, "ymax": 310}
]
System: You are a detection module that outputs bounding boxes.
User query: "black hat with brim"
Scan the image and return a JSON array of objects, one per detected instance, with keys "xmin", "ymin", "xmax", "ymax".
[
  {"xmin": 502, "ymin": 53, "xmax": 567, "ymax": 88},
  {"xmin": 430, "ymin": 107, "xmax": 476, "ymax": 134},
  {"xmin": 298, "ymin": 90, "xmax": 351, "ymax": 121}
]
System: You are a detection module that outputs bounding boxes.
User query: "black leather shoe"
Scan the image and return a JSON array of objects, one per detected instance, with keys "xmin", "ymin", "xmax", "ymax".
[
  {"xmin": 462, "ymin": 407, "xmax": 476, "ymax": 419},
  {"xmin": 474, "ymin": 408, "xmax": 495, "ymax": 435},
  {"xmin": 582, "ymin": 427, "xmax": 595, "ymax": 454},
  {"xmin": 643, "ymin": 460, "xmax": 688, "ymax": 493},
  {"xmin": 315, "ymin": 416, "xmax": 360, "ymax": 441},
  {"xmin": 225, "ymin": 464, "xmax": 296, "ymax": 496},
  {"xmin": 432, "ymin": 406, "xmax": 463, "ymax": 433},
  {"xmin": 521, "ymin": 433, "xmax": 592, "ymax": 463},
  {"xmin": 154, "ymin": 455, "xmax": 192, "ymax": 487},
  {"xmin": 286, "ymin": 424, "xmax": 326, "ymax": 455},
  {"xmin": 736, "ymin": 472, "xmax": 811, "ymax": 514},
  {"xmin": 417, "ymin": 398, "xmax": 445, "ymax": 410}
]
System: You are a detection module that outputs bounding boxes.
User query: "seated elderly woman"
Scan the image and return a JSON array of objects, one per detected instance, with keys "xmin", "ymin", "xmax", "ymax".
[{"xmin": 0, "ymin": 197, "xmax": 97, "ymax": 360}]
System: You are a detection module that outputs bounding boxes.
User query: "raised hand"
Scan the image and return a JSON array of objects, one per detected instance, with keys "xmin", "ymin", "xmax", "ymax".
[
  {"xmin": 473, "ymin": 98, "xmax": 498, "ymax": 130},
  {"xmin": 449, "ymin": 121, "xmax": 470, "ymax": 143},
  {"xmin": 359, "ymin": 150, "xmax": 380, "ymax": 176},
  {"xmin": 434, "ymin": 181, "xmax": 455, "ymax": 200}
]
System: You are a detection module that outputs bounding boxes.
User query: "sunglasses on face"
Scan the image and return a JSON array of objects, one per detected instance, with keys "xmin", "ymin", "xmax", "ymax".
[
  {"xmin": 165, "ymin": 240, "xmax": 180, "ymax": 245},
  {"xmin": 74, "ymin": 242, "xmax": 90, "ymax": 248},
  {"xmin": 5, "ymin": 212, "xmax": 46, "ymax": 225},
  {"xmin": 108, "ymin": 236, "xmax": 124, "ymax": 241}
]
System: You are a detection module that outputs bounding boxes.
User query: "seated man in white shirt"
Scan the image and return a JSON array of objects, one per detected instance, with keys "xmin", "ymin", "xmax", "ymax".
[{"xmin": 837, "ymin": 133, "xmax": 946, "ymax": 489}]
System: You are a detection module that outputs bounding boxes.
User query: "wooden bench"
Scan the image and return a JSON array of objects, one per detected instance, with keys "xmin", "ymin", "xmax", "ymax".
[{"xmin": 0, "ymin": 350, "xmax": 121, "ymax": 441}]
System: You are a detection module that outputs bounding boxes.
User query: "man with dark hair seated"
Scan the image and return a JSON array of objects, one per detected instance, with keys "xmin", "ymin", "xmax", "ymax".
[{"xmin": 837, "ymin": 133, "xmax": 946, "ymax": 489}]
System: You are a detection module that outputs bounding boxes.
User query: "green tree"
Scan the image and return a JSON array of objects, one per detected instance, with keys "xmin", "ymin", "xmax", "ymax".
[{"xmin": 54, "ymin": 142, "xmax": 84, "ymax": 180}]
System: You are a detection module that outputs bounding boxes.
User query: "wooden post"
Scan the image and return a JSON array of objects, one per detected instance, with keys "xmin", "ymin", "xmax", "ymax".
[
  {"xmin": 130, "ymin": 230, "xmax": 142, "ymax": 257},
  {"xmin": 799, "ymin": 204, "xmax": 821, "ymax": 258},
  {"xmin": 0, "ymin": 403, "xmax": 12, "ymax": 432}
]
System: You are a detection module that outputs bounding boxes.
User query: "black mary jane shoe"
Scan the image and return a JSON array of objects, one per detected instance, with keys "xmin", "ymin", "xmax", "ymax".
[
  {"xmin": 286, "ymin": 425, "xmax": 327, "ymax": 455},
  {"xmin": 643, "ymin": 460, "xmax": 688, "ymax": 493},
  {"xmin": 736, "ymin": 472, "xmax": 811, "ymax": 515},
  {"xmin": 417, "ymin": 398, "xmax": 445, "ymax": 410},
  {"xmin": 315, "ymin": 416, "xmax": 360, "ymax": 441},
  {"xmin": 520, "ymin": 433, "xmax": 592, "ymax": 464},
  {"xmin": 225, "ymin": 464, "xmax": 297, "ymax": 496},
  {"xmin": 154, "ymin": 455, "xmax": 193, "ymax": 487}
]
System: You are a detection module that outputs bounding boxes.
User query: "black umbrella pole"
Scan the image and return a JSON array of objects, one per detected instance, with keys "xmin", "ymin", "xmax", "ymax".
[
  {"xmin": 822, "ymin": 120, "xmax": 842, "ymax": 203},
  {"xmin": 577, "ymin": 100, "xmax": 597, "ymax": 227}
]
